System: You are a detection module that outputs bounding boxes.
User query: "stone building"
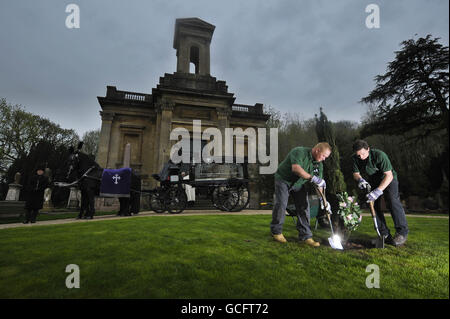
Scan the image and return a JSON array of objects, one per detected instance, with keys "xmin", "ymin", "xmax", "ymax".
[{"xmin": 96, "ymin": 18, "xmax": 270, "ymax": 208}]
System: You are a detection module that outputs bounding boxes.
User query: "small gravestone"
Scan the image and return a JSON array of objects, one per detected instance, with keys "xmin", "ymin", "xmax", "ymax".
[
  {"xmin": 1, "ymin": 172, "xmax": 26, "ymax": 218},
  {"xmin": 67, "ymin": 187, "xmax": 80, "ymax": 209},
  {"xmin": 43, "ymin": 187, "xmax": 53, "ymax": 210},
  {"xmin": 5, "ymin": 172, "xmax": 22, "ymax": 201}
]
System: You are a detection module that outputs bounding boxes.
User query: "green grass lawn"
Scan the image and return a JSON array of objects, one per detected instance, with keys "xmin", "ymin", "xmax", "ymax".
[{"xmin": 0, "ymin": 214, "xmax": 448, "ymax": 299}]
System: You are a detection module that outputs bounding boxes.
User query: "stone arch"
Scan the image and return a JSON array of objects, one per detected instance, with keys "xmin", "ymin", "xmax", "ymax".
[{"xmin": 189, "ymin": 45, "xmax": 200, "ymax": 74}]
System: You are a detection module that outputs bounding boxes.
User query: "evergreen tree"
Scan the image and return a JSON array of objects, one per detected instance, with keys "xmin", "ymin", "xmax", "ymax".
[
  {"xmin": 315, "ymin": 108, "xmax": 347, "ymax": 230},
  {"xmin": 361, "ymin": 35, "xmax": 449, "ymax": 140},
  {"xmin": 315, "ymin": 107, "xmax": 347, "ymax": 196}
]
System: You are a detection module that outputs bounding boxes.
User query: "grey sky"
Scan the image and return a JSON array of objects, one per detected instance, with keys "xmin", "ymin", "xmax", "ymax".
[{"xmin": 0, "ymin": 0, "xmax": 448, "ymax": 136}]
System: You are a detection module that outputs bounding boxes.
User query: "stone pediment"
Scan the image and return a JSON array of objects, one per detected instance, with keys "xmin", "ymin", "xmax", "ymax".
[
  {"xmin": 176, "ymin": 17, "xmax": 215, "ymax": 29},
  {"xmin": 173, "ymin": 18, "xmax": 215, "ymax": 49}
]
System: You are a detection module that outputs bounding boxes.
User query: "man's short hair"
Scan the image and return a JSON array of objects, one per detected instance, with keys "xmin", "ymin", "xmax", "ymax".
[
  {"xmin": 352, "ymin": 140, "xmax": 369, "ymax": 152},
  {"xmin": 314, "ymin": 142, "xmax": 332, "ymax": 153}
]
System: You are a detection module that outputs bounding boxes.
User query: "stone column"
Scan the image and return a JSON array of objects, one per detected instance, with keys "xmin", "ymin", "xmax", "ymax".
[
  {"xmin": 216, "ymin": 108, "xmax": 230, "ymax": 136},
  {"xmin": 97, "ymin": 111, "xmax": 114, "ymax": 168},
  {"xmin": 200, "ymin": 43, "xmax": 211, "ymax": 75},
  {"xmin": 155, "ymin": 99, "xmax": 174, "ymax": 171},
  {"xmin": 123, "ymin": 143, "xmax": 131, "ymax": 168},
  {"xmin": 176, "ymin": 45, "xmax": 190, "ymax": 74},
  {"xmin": 216, "ymin": 108, "xmax": 230, "ymax": 162}
]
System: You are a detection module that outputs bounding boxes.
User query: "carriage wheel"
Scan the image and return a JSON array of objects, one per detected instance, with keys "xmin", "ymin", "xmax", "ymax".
[
  {"xmin": 149, "ymin": 191, "xmax": 166, "ymax": 213},
  {"xmin": 230, "ymin": 184, "xmax": 250, "ymax": 212},
  {"xmin": 212, "ymin": 186, "xmax": 240, "ymax": 212},
  {"xmin": 167, "ymin": 187, "xmax": 187, "ymax": 214}
]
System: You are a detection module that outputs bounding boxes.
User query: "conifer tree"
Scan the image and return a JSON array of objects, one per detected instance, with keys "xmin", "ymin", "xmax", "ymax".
[{"xmin": 315, "ymin": 108, "xmax": 347, "ymax": 229}]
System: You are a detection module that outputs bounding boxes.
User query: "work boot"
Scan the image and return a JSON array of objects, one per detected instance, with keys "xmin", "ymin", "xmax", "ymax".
[
  {"xmin": 384, "ymin": 234, "xmax": 395, "ymax": 246},
  {"xmin": 272, "ymin": 233, "xmax": 287, "ymax": 243},
  {"xmin": 302, "ymin": 238, "xmax": 320, "ymax": 247},
  {"xmin": 393, "ymin": 234, "xmax": 407, "ymax": 246}
]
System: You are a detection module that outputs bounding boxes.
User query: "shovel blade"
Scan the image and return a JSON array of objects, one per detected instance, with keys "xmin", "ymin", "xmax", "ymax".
[
  {"xmin": 371, "ymin": 236, "xmax": 385, "ymax": 248},
  {"xmin": 328, "ymin": 235, "xmax": 344, "ymax": 250},
  {"xmin": 375, "ymin": 235, "xmax": 385, "ymax": 249}
]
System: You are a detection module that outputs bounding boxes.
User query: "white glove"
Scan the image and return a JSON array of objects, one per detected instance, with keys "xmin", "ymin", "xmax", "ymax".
[
  {"xmin": 358, "ymin": 178, "xmax": 371, "ymax": 191},
  {"xmin": 366, "ymin": 188, "xmax": 383, "ymax": 202},
  {"xmin": 311, "ymin": 175, "xmax": 326, "ymax": 188},
  {"xmin": 319, "ymin": 198, "xmax": 332, "ymax": 214}
]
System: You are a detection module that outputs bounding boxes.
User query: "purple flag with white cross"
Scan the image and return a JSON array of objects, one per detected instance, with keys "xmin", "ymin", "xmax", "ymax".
[{"xmin": 100, "ymin": 168, "xmax": 131, "ymax": 197}]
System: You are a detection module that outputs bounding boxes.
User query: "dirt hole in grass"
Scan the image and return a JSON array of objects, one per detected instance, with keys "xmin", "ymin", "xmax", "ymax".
[{"xmin": 340, "ymin": 238, "xmax": 376, "ymax": 250}]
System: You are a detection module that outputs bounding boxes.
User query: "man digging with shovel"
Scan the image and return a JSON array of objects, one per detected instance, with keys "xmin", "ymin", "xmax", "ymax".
[
  {"xmin": 270, "ymin": 142, "xmax": 331, "ymax": 247},
  {"xmin": 352, "ymin": 140, "xmax": 409, "ymax": 247}
]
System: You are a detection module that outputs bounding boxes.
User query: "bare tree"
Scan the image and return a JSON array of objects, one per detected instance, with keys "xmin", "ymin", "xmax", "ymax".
[{"xmin": 0, "ymin": 98, "xmax": 79, "ymax": 176}]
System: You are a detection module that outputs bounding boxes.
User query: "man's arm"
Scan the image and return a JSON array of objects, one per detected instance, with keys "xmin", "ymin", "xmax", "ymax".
[
  {"xmin": 293, "ymin": 163, "xmax": 326, "ymax": 188},
  {"xmin": 292, "ymin": 164, "xmax": 312, "ymax": 180},
  {"xmin": 353, "ymin": 172, "xmax": 362, "ymax": 182},
  {"xmin": 365, "ymin": 170, "xmax": 393, "ymax": 202},
  {"xmin": 378, "ymin": 171, "xmax": 393, "ymax": 191}
]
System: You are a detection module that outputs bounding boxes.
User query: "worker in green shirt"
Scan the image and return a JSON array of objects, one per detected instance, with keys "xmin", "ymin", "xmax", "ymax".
[
  {"xmin": 352, "ymin": 140, "xmax": 409, "ymax": 246},
  {"xmin": 270, "ymin": 142, "xmax": 331, "ymax": 247}
]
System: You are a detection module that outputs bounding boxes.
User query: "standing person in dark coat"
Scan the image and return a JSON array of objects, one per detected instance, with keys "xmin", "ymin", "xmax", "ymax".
[{"xmin": 24, "ymin": 164, "xmax": 49, "ymax": 224}]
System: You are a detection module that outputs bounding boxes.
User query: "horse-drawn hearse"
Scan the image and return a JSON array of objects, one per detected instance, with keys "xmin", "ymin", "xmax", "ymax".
[
  {"xmin": 148, "ymin": 158, "xmax": 250, "ymax": 214},
  {"xmin": 55, "ymin": 143, "xmax": 250, "ymax": 217}
]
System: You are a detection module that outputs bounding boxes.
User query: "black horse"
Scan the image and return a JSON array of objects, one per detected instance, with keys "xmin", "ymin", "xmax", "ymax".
[{"xmin": 66, "ymin": 142, "xmax": 141, "ymax": 219}]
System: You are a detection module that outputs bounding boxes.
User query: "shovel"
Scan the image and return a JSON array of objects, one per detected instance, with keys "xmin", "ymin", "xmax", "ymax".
[
  {"xmin": 365, "ymin": 185, "xmax": 385, "ymax": 248},
  {"xmin": 314, "ymin": 186, "xmax": 344, "ymax": 250}
]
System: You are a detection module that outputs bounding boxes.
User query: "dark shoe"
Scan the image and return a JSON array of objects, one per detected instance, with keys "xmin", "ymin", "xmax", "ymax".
[
  {"xmin": 31, "ymin": 221, "xmax": 36, "ymax": 224},
  {"xmin": 23, "ymin": 220, "xmax": 29, "ymax": 224},
  {"xmin": 384, "ymin": 234, "xmax": 395, "ymax": 246},
  {"xmin": 87, "ymin": 216, "xmax": 93, "ymax": 220},
  {"xmin": 393, "ymin": 234, "xmax": 408, "ymax": 246}
]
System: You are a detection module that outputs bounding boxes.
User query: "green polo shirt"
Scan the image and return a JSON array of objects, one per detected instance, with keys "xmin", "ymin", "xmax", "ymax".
[
  {"xmin": 275, "ymin": 147, "xmax": 323, "ymax": 188},
  {"xmin": 352, "ymin": 148, "xmax": 397, "ymax": 183}
]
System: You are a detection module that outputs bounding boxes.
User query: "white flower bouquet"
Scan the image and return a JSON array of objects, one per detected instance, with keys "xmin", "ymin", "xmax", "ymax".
[{"xmin": 336, "ymin": 192, "xmax": 362, "ymax": 232}]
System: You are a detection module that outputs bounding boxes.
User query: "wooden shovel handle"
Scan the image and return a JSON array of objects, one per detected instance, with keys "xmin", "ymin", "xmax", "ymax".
[
  {"xmin": 315, "ymin": 186, "xmax": 327, "ymax": 204},
  {"xmin": 369, "ymin": 201, "xmax": 377, "ymax": 218}
]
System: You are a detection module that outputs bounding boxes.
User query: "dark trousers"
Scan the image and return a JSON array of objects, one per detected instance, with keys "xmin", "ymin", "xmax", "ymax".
[
  {"xmin": 373, "ymin": 179, "xmax": 409, "ymax": 237},
  {"xmin": 25, "ymin": 209, "xmax": 38, "ymax": 222},
  {"xmin": 270, "ymin": 179, "xmax": 313, "ymax": 240},
  {"xmin": 118, "ymin": 197, "xmax": 131, "ymax": 216}
]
